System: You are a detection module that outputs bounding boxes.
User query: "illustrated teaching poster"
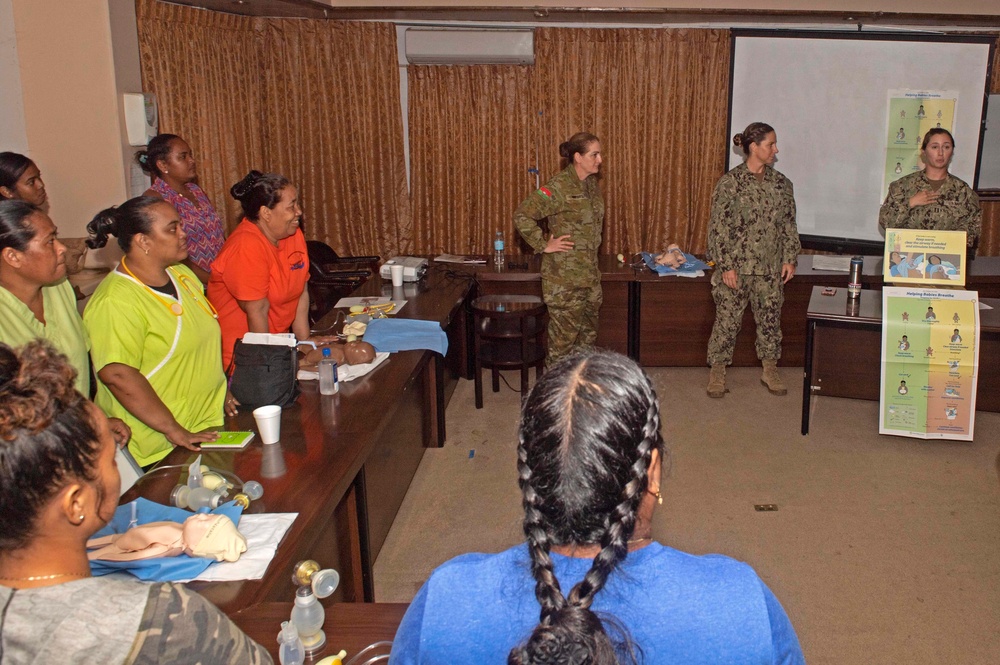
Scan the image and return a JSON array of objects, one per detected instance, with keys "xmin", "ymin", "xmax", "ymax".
[
  {"xmin": 883, "ymin": 229, "xmax": 967, "ymax": 286},
  {"xmin": 883, "ymin": 90, "xmax": 957, "ymax": 199},
  {"xmin": 880, "ymin": 287, "xmax": 979, "ymax": 441}
]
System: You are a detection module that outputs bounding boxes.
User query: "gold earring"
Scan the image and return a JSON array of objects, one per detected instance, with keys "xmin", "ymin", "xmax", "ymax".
[
  {"xmin": 144, "ymin": 247, "xmax": 149, "ymax": 256},
  {"xmin": 656, "ymin": 491, "xmax": 662, "ymax": 505}
]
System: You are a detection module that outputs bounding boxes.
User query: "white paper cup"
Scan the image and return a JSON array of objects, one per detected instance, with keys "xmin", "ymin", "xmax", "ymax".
[
  {"xmin": 390, "ymin": 263, "xmax": 404, "ymax": 287},
  {"xmin": 252, "ymin": 404, "xmax": 282, "ymax": 444}
]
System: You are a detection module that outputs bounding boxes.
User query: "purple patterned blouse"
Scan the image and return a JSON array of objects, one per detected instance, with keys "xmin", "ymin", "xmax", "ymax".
[{"xmin": 152, "ymin": 179, "xmax": 226, "ymax": 272}]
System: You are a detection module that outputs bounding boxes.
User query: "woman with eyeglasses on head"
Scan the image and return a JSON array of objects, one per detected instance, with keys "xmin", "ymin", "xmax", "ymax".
[
  {"xmin": 83, "ymin": 196, "xmax": 233, "ymax": 468},
  {"xmin": 0, "ymin": 152, "xmax": 47, "ymax": 208},
  {"xmin": 138, "ymin": 134, "xmax": 226, "ymax": 284},
  {"xmin": 391, "ymin": 350, "xmax": 804, "ymax": 664},
  {"xmin": 0, "ymin": 340, "xmax": 271, "ymax": 663}
]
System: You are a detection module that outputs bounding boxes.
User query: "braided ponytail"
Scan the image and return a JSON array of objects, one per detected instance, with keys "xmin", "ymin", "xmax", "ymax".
[
  {"xmin": 511, "ymin": 350, "xmax": 664, "ymax": 665},
  {"xmin": 517, "ymin": 432, "xmax": 566, "ymax": 622}
]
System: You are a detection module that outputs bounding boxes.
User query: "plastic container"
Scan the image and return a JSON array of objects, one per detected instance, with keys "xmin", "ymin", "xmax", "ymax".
[
  {"xmin": 278, "ymin": 620, "xmax": 305, "ymax": 665},
  {"xmin": 494, "ymin": 230, "xmax": 505, "ymax": 270},
  {"xmin": 319, "ymin": 348, "xmax": 339, "ymax": 395},
  {"xmin": 291, "ymin": 587, "xmax": 327, "ymax": 652}
]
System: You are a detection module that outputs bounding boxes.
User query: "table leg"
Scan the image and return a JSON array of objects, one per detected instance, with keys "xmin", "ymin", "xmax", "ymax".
[
  {"xmin": 474, "ymin": 315, "xmax": 484, "ymax": 409},
  {"xmin": 627, "ymin": 281, "xmax": 641, "ymax": 361},
  {"xmin": 802, "ymin": 319, "xmax": 816, "ymax": 435}
]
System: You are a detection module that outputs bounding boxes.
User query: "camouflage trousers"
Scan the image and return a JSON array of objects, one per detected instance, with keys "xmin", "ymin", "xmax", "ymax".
[
  {"xmin": 707, "ymin": 272, "xmax": 783, "ymax": 366},
  {"xmin": 543, "ymin": 283, "xmax": 602, "ymax": 365}
]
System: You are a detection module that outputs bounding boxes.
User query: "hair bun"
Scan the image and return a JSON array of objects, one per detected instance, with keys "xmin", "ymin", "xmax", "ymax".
[
  {"xmin": 230, "ymin": 170, "xmax": 263, "ymax": 200},
  {"xmin": 733, "ymin": 133, "xmax": 744, "ymax": 147}
]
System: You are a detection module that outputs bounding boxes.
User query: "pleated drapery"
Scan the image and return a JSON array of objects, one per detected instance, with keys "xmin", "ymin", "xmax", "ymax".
[
  {"xmin": 136, "ymin": 1, "xmax": 1000, "ymax": 258},
  {"xmin": 407, "ymin": 28, "xmax": 730, "ymax": 256},
  {"xmin": 136, "ymin": 1, "xmax": 263, "ymax": 231},
  {"xmin": 408, "ymin": 65, "xmax": 536, "ymax": 255},
  {"xmin": 136, "ymin": 0, "xmax": 409, "ymax": 256}
]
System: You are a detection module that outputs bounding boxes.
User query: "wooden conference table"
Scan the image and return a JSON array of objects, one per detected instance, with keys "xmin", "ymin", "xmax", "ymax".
[
  {"xmin": 471, "ymin": 254, "xmax": 1000, "ymax": 368},
  {"xmin": 129, "ymin": 264, "xmax": 473, "ymax": 615},
  {"xmin": 801, "ymin": 286, "xmax": 1000, "ymax": 434}
]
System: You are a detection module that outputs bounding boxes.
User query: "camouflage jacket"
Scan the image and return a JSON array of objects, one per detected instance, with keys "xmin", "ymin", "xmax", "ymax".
[
  {"xmin": 513, "ymin": 165, "xmax": 604, "ymax": 288},
  {"xmin": 707, "ymin": 163, "xmax": 800, "ymax": 275},
  {"xmin": 878, "ymin": 171, "xmax": 981, "ymax": 247}
]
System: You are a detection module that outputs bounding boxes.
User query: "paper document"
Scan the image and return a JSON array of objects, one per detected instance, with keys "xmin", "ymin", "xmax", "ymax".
[
  {"xmin": 435, "ymin": 254, "xmax": 486, "ymax": 264},
  {"xmin": 335, "ymin": 296, "xmax": 391, "ymax": 308},
  {"xmin": 242, "ymin": 332, "xmax": 297, "ymax": 347},
  {"xmin": 186, "ymin": 513, "xmax": 297, "ymax": 583},
  {"xmin": 811, "ymin": 256, "xmax": 852, "ymax": 272}
]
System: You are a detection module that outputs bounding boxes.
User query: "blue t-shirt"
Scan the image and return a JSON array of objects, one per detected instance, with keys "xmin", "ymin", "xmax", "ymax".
[{"xmin": 390, "ymin": 543, "xmax": 804, "ymax": 664}]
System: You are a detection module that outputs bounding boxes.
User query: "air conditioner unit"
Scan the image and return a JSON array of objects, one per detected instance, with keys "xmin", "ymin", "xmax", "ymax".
[{"xmin": 404, "ymin": 28, "xmax": 534, "ymax": 65}]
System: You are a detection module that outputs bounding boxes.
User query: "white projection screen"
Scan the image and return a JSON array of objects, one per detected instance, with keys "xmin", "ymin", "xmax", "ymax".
[{"xmin": 729, "ymin": 31, "xmax": 994, "ymax": 250}]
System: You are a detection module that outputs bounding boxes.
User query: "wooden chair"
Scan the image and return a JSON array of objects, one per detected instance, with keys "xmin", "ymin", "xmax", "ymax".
[{"xmin": 471, "ymin": 295, "xmax": 546, "ymax": 409}]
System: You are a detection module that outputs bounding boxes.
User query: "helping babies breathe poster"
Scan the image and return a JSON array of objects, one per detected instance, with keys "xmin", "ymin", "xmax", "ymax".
[{"xmin": 880, "ymin": 287, "xmax": 979, "ymax": 441}]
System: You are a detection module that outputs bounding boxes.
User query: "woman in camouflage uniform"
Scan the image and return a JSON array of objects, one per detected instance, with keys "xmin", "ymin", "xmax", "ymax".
[
  {"xmin": 514, "ymin": 132, "xmax": 604, "ymax": 364},
  {"xmin": 879, "ymin": 128, "xmax": 981, "ymax": 249},
  {"xmin": 706, "ymin": 122, "xmax": 800, "ymax": 398}
]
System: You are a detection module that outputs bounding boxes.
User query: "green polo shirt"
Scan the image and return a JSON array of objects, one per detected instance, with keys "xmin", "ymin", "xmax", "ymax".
[{"xmin": 0, "ymin": 279, "xmax": 90, "ymax": 395}]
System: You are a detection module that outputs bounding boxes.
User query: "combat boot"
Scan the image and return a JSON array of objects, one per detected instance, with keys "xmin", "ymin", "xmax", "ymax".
[
  {"xmin": 707, "ymin": 364, "xmax": 727, "ymax": 398},
  {"xmin": 760, "ymin": 359, "xmax": 787, "ymax": 396}
]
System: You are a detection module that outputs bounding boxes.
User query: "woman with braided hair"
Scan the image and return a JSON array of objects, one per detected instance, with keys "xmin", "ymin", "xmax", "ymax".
[{"xmin": 390, "ymin": 350, "xmax": 804, "ymax": 664}]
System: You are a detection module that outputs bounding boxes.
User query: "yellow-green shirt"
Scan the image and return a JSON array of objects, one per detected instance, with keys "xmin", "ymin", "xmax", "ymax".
[
  {"xmin": 0, "ymin": 279, "xmax": 90, "ymax": 395},
  {"xmin": 83, "ymin": 264, "xmax": 226, "ymax": 467}
]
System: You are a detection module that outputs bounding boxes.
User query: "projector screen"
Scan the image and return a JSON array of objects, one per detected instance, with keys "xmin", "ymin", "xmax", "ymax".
[{"xmin": 729, "ymin": 31, "xmax": 993, "ymax": 248}]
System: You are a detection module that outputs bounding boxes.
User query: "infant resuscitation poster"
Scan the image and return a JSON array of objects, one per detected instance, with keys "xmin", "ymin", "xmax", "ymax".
[
  {"xmin": 884, "ymin": 229, "xmax": 967, "ymax": 286},
  {"xmin": 883, "ymin": 90, "xmax": 957, "ymax": 199},
  {"xmin": 880, "ymin": 287, "xmax": 979, "ymax": 441}
]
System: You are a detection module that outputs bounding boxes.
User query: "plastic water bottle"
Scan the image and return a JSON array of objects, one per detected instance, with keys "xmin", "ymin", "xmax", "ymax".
[
  {"xmin": 494, "ymin": 231, "xmax": 505, "ymax": 270},
  {"xmin": 319, "ymin": 348, "xmax": 339, "ymax": 395}
]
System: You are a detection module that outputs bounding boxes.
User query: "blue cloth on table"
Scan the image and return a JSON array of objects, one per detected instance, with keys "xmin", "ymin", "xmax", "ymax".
[
  {"xmin": 642, "ymin": 251, "xmax": 710, "ymax": 274},
  {"xmin": 363, "ymin": 318, "xmax": 448, "ymax": 355},
  {"xmin": 89, "ymin": 497, "xmax": 242, "ymax": 582}
]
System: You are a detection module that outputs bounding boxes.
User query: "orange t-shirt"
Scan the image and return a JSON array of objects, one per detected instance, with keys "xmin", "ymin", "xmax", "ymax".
[{"xmin": 208, "ymin": 219, "xmax": 310, "ymax": 368}]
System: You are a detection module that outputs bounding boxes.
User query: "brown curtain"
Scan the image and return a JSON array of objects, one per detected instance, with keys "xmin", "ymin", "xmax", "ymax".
[
  {"xmin": 979, "ymin": 35, "xmax": 1000, "ymax": 257},
  {"xmin": 408, "ymin": 65, "xmax": 535, "ymax": 255},
  {"xmin": 136, "ymin": 1, "xmax": 408, "ymax": 256},
  {"xmin": 255, "ymin": 19, "xmax": 410, "ymax": 256},
  {"xmin": 136, "ymin": 0, "xmax": 263, "ymax": 229},
  {"xmin": 532, "ymin": 28, "xmax": 730, "ymax": 255},
  {"xmin": 407, "ymin": 28, "xmax": 730, "ymax": 256}
]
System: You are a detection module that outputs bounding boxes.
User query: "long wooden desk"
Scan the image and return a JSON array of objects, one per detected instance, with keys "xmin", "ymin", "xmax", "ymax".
[
  {"xmin": 232, "ymin": 602, "xmax": 408, "ymax": 663},
  {"xmin": 129, "ymin": 264, "xmax": 472, "ymax": 612},
  {"xmin": 802, "ymin": 286, "xmax": 1000, "ymax": 434},
  {"xmin": 472, "ymin": 255, "xmax": 1000, "ymax": 368}
]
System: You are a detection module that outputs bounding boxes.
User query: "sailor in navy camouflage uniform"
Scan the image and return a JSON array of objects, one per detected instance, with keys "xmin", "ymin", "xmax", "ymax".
[{"xmin": 706, "ymin": 122, "xmax": 800, "ymax": 398}]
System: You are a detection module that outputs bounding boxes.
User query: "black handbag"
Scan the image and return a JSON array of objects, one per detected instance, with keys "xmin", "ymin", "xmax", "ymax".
[{"xmin": 228, "ymin": 340, "xmax": 300, "ymax": 409}]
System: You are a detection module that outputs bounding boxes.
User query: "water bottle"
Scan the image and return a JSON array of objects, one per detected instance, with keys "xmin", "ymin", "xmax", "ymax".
[
  {"xmin": 318, "ymin": 348, "xmax": 339, "ymax": 395},
  {"xmin": 494, "ymin": 230, "xmax": 505, "ymax": 270},
  {"xmin": 848, "ymin": 256, "xmax": 863, "ymax": 299}
]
